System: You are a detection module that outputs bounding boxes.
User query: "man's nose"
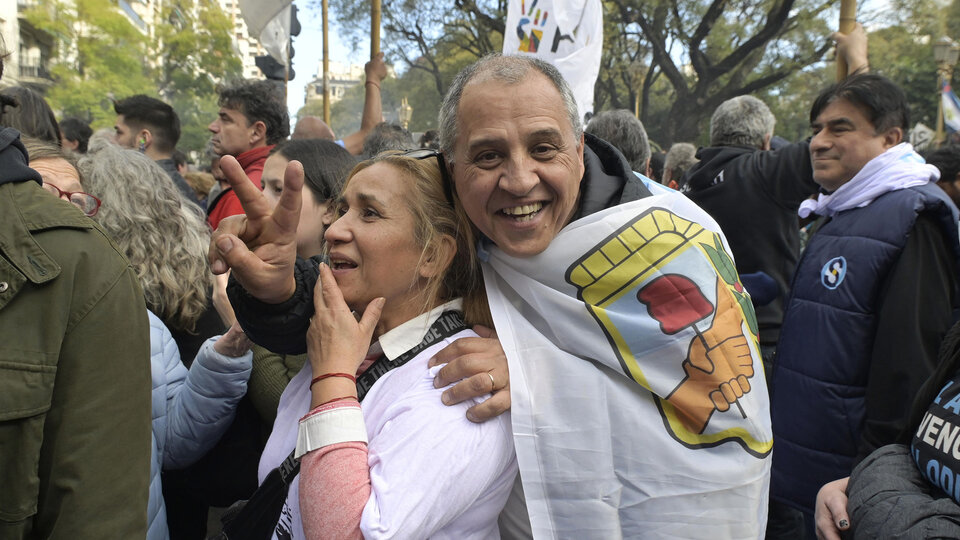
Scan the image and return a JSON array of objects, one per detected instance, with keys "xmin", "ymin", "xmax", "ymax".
[{"xmin": 499, "ymin": 157, "xmax": 538, "ymax": 195}]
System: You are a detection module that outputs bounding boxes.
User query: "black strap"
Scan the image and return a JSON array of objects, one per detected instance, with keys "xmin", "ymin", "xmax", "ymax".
[
  {"xmin": 356, "ymin": 310, "xmax": 467, "ymax": 400},
  {"xmin": 219, "ymin": 310, "xmax": 468, "ymax": 539}
]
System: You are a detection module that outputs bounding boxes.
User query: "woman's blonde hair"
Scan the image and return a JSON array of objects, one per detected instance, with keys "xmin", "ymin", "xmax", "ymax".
[
  {"xmin": 344, "ymin": 152, "xmax": 491, "ymax": 327},
  {"xmin": 78, "ymin": 144, "xmax": 212, "ymax": 333}
]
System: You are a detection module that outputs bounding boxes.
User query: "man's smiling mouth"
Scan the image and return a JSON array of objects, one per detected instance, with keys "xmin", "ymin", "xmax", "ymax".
[{"xmin": 500, "ymin": 202, "xmax": 544, "ymax": 222}]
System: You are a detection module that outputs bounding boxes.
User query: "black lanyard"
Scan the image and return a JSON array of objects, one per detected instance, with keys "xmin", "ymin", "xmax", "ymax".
[{"xmin": 356, "ymin": 310, "xmax": 467, "ymax": 401}]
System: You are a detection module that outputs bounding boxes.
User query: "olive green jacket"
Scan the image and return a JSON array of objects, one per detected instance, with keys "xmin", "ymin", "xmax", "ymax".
[{"xmin": 0, "ymin": 180, "xmax": 151, "ymax": 539}]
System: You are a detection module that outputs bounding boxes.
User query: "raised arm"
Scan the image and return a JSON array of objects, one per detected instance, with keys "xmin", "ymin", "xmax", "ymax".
[{"xmin": 341, "ymin": 53, "xmax": 387, "ymax": 155}]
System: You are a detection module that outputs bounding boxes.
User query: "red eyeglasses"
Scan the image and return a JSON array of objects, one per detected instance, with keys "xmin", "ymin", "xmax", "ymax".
[{"xmin": 41, "ymin": 183, "xmax": 102, "ymax": 217}]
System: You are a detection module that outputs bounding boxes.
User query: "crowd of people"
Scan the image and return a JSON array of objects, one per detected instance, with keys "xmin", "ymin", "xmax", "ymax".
[{"xmin": 4, "ymin": 20, "xmax": 960, "ymax": 540}]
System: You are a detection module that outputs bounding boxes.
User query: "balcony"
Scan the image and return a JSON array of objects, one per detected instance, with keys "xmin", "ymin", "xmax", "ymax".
[{"xmin": 18, "ymin": 63, "xmax": 52, "ymax": 82}]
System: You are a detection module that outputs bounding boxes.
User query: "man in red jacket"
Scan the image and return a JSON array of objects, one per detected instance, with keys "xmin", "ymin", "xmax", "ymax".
[{"xmin": 207, "ymin": 79, "xmax": 289, "ymax": 229}]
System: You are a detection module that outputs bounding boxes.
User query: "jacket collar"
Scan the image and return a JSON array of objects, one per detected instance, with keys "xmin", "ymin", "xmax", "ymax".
[
  {"xmin": 572, "ymin": 133, "xmax": 652, "ymax": 221},
  {"xmin": 236, "ymin": 144, "xmax": 273, "ymax": 171}
]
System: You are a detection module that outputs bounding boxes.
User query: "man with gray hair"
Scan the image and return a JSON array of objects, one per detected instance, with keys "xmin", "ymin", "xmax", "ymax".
[
  {"xmin": 680, "ymin": 93, "xmax": 818, "ymax": 368},
  {"xmin": 663, "ymin": 142, "xmax": 699, "ymax": 189},
  {"xmin": 584, "ymin": 108, "xmax": 651, "ymax": 174}
]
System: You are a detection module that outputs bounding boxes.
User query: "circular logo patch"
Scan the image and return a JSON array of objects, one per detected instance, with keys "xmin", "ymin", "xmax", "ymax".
[{"xmin": 820, "ymin": 256, "xmax": 847, "ymax": 290}]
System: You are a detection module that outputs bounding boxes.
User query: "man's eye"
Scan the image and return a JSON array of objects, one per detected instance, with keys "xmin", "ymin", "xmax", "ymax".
[
  {"xmin": 532, "ymin": 145, "xmax": 557, "ymax": 157},
  {"xmin": 474, "ymin": 151, "xmax": 501, "ymax": 166},
  {"xmin": 361, "ymin": 208, "xmax": 381, "ymax": 218}
]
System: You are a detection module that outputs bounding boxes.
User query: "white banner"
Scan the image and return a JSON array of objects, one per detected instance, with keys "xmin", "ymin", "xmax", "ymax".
[
  {"xmin": 502, "ymin": 0, "xmax": 603, "ymax": 122},
  {"xmin": 484, "ymin": 190, "xmax": 772, "ymax": 538},
  {"xmin": 239, "ymin": 0, "xmax": 293, "ymax": 65}
]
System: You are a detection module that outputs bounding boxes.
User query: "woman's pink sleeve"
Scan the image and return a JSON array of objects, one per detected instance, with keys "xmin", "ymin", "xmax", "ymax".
[{"xmin": 299, "ymin": 441, "xmax": 371, "ymax": 540}]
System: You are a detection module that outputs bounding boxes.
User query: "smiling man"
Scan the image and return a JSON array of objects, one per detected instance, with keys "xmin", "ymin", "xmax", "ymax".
[
  {"xmin": 206, "ymin": 79, "xmax": 289, "ymax": 230},
  {"xmin": 770, "ymin": 72, "xmax": 960, "ymax": 536},
  {"xmin": 434, "ymin": 55, "xmax": 772, "ymax": 538}
]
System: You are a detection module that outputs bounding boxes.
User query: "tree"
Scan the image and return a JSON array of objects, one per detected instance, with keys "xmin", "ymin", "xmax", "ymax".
[
  {"xmin": 608, "ymin": 0, "xmax": 836, "ymax": 144},
  {"xmin": 322, "ymin": 0, "xmax": 503, "ymax": 98},
  {"xmin": 24, "ymin": 0, "xmax": 155, "ymax": 126}
]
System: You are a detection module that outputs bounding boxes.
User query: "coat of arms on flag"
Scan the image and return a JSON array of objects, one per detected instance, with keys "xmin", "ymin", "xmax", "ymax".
[{"xmin": 566, "ymin": 208, "xmax": 769, "ymax": 455}]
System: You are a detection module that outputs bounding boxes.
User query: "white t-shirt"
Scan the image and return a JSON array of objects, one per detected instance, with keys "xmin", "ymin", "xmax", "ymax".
[{"xmin": 258, "ymin": 300, "xmax": 517, "ymax": 539}]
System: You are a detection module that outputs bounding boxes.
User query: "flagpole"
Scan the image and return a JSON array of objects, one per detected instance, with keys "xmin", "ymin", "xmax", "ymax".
[
  {"xmin": 322, "ymin": 0, "xmax": 330, "ymax": 124},
  {"xmin": 837, "ymin": 0, "xmax": 856, "ymax": 80},
  {"xmin": 371, "ymin": 0, "xmax": 381, "ymax": 57}
]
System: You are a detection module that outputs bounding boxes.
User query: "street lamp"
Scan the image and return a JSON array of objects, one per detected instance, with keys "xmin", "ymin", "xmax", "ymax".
[
  {"xmin": 398, "ymin": 97, "xmax": 413, "ymax": 130},
  {"xmin": 934, "ymin": 36, "xmax": 960, "ymax": 147}
]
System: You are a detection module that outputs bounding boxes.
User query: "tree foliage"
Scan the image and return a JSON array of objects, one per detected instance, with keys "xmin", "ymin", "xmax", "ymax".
[
  {"xmin": 609, "ymin": 0, "xmax": 836, "ymax": 144},
  {"xmin": 24, "ymin": 0, "xmax": 240, "ymax": 154},
  {"xmin": 24, "ymin": 0, "xmax": 154, "ymax": 126}
]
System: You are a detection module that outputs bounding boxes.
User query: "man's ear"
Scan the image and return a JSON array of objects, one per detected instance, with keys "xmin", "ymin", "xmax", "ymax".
[
  {"xmin": 139, "ymin": 129, "xmax": 152, "ymax": 148},
  {"xmin": 419, "ymin": 234, "xmax": 457, "ymax": 280},
  {"xmin": 251, "ymin": 120, "xmax": 267, "ymax": 145},
  {"xmin": 762, "ymin": 133, "xmax": 772, "ymax": 151},
  {"xmin": 883, "ymin": 127, "xmax": 904, "ymax": 149}
]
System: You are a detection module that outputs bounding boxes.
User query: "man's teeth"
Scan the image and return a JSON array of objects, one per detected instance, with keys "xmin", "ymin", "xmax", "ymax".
[{"xmin": 501, "ymin": 203, "xmax": 543, "ymax": 221}]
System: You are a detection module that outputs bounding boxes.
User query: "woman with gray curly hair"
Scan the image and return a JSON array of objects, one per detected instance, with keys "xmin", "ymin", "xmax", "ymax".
[
  {"xmin": 61, "ymin": 141, "xmax": 254, "ymax": 540},
  {"xmin": 79, "ymin": 142, "xmax": 222, "ymax": 353}
]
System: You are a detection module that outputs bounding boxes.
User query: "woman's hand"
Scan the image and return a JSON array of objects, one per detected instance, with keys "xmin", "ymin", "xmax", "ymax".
[
  {"xmin": 307, "ymin": 262, "xmax": 385, "ymax": 376},
  {"xmin": 213, "ymin": 322, "xmax": 252, "ymax": 358},
  {"xmin": 815, "ymin": 477, "xmax": 850, "ymax": 540}
]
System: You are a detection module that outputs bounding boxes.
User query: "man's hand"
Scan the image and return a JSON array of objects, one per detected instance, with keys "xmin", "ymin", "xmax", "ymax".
[
  {"xmin": 207, "ymin": 155, "xmax": 303, "ymax": 304},
  {"xmin": 834, "ymin": 22, "xmax": 868, "ymax": 75},
  {"xmin": 365, "ymin": 52, "xmax": 387, "ymax": 85},
  {"xmin": 815, "ymin": 477, "xmax": 851, "ymax": 540},
  {"xmin": 428, "ymin": 325, "xmax": 510, "ymax": 423}
]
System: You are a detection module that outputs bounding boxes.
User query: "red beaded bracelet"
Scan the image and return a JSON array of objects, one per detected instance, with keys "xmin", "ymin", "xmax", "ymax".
[{"xmin": 310, "ymin": 372, "xmax": 357, "ymax": 389}]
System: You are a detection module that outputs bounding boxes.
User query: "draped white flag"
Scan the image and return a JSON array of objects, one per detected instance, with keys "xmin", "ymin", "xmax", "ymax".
[
  {"xmin": 483, "ymin": 189, "xmax": 772, "ymax": 538},
  {"xmin": 238, "ymin": 0, "xmax": 294, "ymax": 66},
  {"xmin": 502, "ymin": 0, "xmax": 602, "ymax": 122}
]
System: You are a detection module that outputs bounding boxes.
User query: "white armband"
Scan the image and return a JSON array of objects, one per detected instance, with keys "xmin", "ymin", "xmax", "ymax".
[{"xmin": 295, "ymin": 405, "xmax": 368, "ymax": 458}]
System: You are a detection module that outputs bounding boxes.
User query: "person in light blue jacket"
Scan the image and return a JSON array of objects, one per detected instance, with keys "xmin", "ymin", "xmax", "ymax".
[{"xmin": 147, "ymin": 311, "xmax": 253, "ymax": 540}]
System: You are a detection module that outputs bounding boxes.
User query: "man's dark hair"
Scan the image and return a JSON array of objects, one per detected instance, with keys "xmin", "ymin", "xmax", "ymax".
[
  {"xmin": 585, "ymin": 109, "xmax": 650, "ymax": 172},
  {"xmin": 648, "ymin": 151, "xmax": 665, "ymax": 183},
  {"xmin": 925, "ymin": 144, "xmax": 960, "ymax": 185},
  {"xmin": 113, "ymin": 95, "xmax": 181, "ymax": 153},
  {"xmin": 217, "ymin": 80, "xmax": 290, "ymax": 145},
  {"xmin": 362, "ymin": 122, "xmax": 415, "ymax": 157},
  {"xmin": 810, "ymin": 73, "xmax": 909, "ymax": 134},
  {"xmin": 172, "ymin": 148, "xmax": 187, "ymax": 169},
  {"xmin": 419, "ymin": 129, "xmax": 439, "ymax": 150},
  {"xmin": 0, "ymin": 86, "xmax": 61, "ymax": 145},
  {"xmin": 271, "ymin": 138, "xmax": 356, "ymax": 203},
  {"xmin": 60, "ymin": 117, "xmax": 93, "ymax": 153}
]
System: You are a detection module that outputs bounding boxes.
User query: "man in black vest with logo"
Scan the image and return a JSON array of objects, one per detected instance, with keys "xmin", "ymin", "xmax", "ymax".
[{"xmin": 770, "ymin": 67, "xmax": 960, "ymax": 538}]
